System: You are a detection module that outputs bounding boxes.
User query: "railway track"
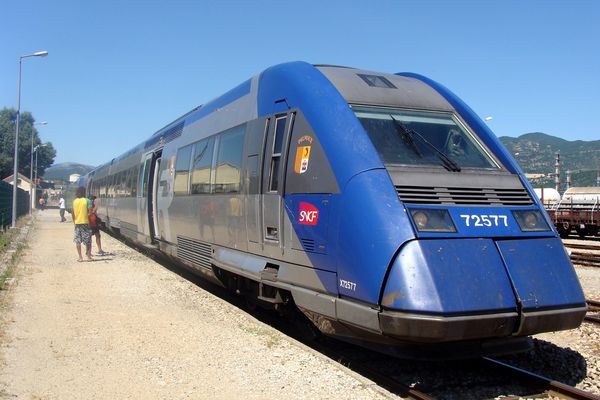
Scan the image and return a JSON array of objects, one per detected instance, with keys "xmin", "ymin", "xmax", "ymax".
[
  {"xmin": 563, "ymin": 242, "xmax": 600, "ymax": 267},
  {"xmin": 319, "ymin": 345, "xmax": 600, "ymax": 399},
  {"xmin": 483, "ymin": 357, "xmax": 600, "ymax": 400},
  {"xmin": 563, "ymin": 242, "xmax": 600, "ymax": 251},
  {"xmin": 319, "ymin": 346, "xmax": 434, "ymax": 400},
  {"xmin": 569, "ymin": 251, "xmax": 600, "ymax": 267},
  {"xmin": 586, "ymin": 299, "xmax": 600, "ymax": 324},
  {"xmin": 304, "ymin": 333, "xmax": 600, "ymax": 399}
]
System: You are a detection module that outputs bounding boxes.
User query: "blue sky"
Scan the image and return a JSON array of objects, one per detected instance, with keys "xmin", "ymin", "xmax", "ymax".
[{"xmin": 2, "ymin": 0, "xmax": 599, "ymax": 167}]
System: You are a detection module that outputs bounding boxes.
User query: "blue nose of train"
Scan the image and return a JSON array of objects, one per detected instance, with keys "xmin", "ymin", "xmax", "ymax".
[{"xmin": 379, "ymin": 237, "xmax": 587, "ymax": 342}]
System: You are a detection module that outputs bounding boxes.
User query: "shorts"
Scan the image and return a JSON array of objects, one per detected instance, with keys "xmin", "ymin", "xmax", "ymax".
[{"xmin": 74, "ymin": 224, "xmax": 92, "ymax": 245}]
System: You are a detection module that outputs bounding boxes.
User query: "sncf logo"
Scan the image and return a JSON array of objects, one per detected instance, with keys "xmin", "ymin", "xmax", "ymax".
[{"xmin": 298, "ymin": 202, "xmax": 319, "ymax": 226}]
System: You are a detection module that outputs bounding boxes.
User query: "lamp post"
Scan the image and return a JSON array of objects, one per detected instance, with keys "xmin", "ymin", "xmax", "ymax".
[
  {"xmin": 11, "ymin": 50, "xmax": 48, "ymax": 228},
  {"xmin": 33, "ymin": 144, "xmax": 48, "ymax": 199},
  {"xmin": 29, "ymin": 121, "xmax": 47, "ymax": 215}
]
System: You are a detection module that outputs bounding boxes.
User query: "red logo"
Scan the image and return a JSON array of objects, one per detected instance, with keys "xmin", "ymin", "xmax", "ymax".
[{"xmin": 299, "ymin": 202, "xmax": 319, "ymax": 226}]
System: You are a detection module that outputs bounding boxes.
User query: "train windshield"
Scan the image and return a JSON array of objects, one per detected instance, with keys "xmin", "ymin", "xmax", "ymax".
[{"xmin": 354, "ymin": 107, "xmax": 499, "ymax": 170}]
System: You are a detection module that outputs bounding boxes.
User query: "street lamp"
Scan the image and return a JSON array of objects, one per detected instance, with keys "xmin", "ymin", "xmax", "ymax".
[
  {"xmin": 11, "ymin": 50, "xmax": 48, "ymax": 228},
  {"xmin": 33, "ymin": 144, "xmax": 48, "ymax": 208},
  {"xmin": 29, "ymin": 121, "xmax": 48, "ymax": 215}
]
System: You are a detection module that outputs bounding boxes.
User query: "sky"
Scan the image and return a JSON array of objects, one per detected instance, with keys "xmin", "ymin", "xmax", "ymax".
[{"xmin": 2, "ymin": 0, "xmax": 599, "ymax": 167}]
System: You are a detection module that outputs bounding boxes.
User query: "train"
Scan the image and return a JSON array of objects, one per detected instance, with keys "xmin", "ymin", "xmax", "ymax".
[
  {"xmin": 537, "ymin": 187, "xmax": 600, "ymax": 238},
  {"xmin": 75, "ymin": 62, "xmax": 586, "ymax": 358}
]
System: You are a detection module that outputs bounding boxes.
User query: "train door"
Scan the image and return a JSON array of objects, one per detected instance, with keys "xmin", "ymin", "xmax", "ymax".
[
  {"xmin": 150, "ymin": 153, "xmax": 162, "ymax": 241},
  {"xmin": 261, "ymin": 113, "xmax": 293, "ymax": 256},
  {"xmin": 245, "ymin": 118, "xmax": 268, "ymax": 250},
  {"xmin": 137, "ymin": 150, "xmax": 162, "ymax": 242},
  {"xmin": 137, "ymin": 154, "xmax": 153, "ymax": 241}
]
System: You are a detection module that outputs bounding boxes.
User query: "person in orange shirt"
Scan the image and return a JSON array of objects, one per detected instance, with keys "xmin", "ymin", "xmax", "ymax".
[{"xmin": 72, "ymin": 187, "xmax": 93, "ymax": 262}]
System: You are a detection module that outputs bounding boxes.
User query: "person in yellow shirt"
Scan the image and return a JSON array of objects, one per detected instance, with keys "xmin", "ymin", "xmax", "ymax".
[{"xmin": 72, "ymin": 186, "xmax": 92, "ymax": 262}]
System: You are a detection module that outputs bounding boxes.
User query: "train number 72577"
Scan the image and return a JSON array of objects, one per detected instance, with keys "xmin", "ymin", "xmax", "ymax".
[{"xmin": 459, "ymin": 214, "xmax": 508, "ymax": 227}]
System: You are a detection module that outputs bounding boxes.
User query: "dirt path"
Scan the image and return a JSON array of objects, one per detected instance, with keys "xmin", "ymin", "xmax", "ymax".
[{"xmin": 0, "ymin": 211, "xmax": 394, "ymax": 400}]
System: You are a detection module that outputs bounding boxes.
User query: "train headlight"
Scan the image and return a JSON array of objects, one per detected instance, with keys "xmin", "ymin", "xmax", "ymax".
[
  {"xmin": 512, "ymin": 210, "xmax": 550, "ymax": 232},
  {"xmin": 409, "ymin": 209, "xmax": 457, "ymax": 233}
]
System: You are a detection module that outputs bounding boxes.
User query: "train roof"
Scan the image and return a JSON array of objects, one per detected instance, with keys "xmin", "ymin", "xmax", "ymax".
[{"xmin": 316, "ymin": 65, "xmax": 454, "ymax": 111}]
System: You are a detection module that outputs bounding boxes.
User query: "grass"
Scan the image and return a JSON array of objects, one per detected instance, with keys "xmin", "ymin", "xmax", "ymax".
[
  {"xmin": 0, "ymin": 214, "xmax": 28, "ymax": 257},
  {"xmin": 0, "ymin": 243, "xmax": 26, "ymax": 291},
  {"xmin": 239, "ymin": 324, "xmax": 283, "ymax": 348},
  {"xmin": 0, "ymin": 216, "xmax": 30, "ymax": 291},
  {"xmin": 0, "ymin": 265, "xmax": 15, "ymax": 291},
  {"xmin": 0, "ymin": 229, "xmax": 14, "ymax": 256}
]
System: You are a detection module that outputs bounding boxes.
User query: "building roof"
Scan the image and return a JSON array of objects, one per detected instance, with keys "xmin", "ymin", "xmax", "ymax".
[{"xmin": 2, "ymin": 173, "xmax": 32, "ymax": 184}]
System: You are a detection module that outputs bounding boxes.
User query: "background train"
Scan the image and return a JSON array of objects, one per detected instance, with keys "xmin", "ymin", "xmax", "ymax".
[
  {"xmin": 536, "ymin": 187, "xmax": 600, "ymax": 238},
  {"xmin": 75, "ymin": 62, "xmax": 586, "ymax": 358}
]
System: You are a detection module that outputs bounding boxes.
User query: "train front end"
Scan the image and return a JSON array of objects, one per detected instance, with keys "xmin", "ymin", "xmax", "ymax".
[{"xmin": 315, "ymin": 66, "xmax": 586, "ymax": 352}]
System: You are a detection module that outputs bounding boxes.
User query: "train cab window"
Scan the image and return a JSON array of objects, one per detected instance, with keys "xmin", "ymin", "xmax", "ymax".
[
  {"xmin": 174, "ymin": 145, "xmax": 193, "ymax": 195},
  {"xmin": 191, "ymin": 137, "xmax": 215, "ymax": 194},
  {"xmin": 354, "ymin": 107, "xmax": 499, "ymax": 170},
  {"xmin": 269, "ymin": 116, "xmax": 287, "ymax": 192},
  {"xmin": 214, "ymin": 125, "xmax": 245, "ymax": 193}
]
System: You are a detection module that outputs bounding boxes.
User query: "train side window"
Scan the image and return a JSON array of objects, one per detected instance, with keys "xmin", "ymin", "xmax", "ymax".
[
  {"xmin": 110, "ymin": 174, "xmax": 116, "ymax": 198},
  {"xmin": 174, "ymin": 145, "xmax": 193, "ymax": 195},
  {"xmin": 122, "ymin": 170, "xmax": 128, "ymax": 197},
  {"xmin": 121, "ymin": 169, "xmax": 129, "ymax": 197},
  {"xmin": 191, "ymin": 137, "xmax": 214, "ymax": 194},
  {"xmin": 131, "ymin": 166, "xmax": 138, "ymax": 197},
  {"xmin": 269, "ymin": 116, "xmax": 287, "ymax": 192},
  {"xmin": 117, "ymin": 171, "xmax": 123, "ymax": 197},
  {"xmin": 139, "ymin": 158, "xmax": 151, "ymax": 197},
  {"xmin": 214, "ymin": 125, "xmax": 245, "ymax": 193}
]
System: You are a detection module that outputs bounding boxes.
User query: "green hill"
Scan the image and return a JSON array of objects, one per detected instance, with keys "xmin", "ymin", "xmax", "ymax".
[
  {"xmin": 499, "ymin": 133, "xmax": 600, "ymax": 188},
  {"xmin": 43, "ymin": 162, "xmax": 95, "ymax": 182}
]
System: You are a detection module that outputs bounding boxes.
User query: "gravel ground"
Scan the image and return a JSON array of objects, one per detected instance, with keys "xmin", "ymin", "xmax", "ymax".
[
  {"xmin": 0, "ymin": 211, "xmax": 599, "ymax": 399},
  {"xmin": 530, "ymin": 238, "xmax": 600, "ymax": 396},
  {"xmin": 0, "ymin": 211, "xmax": 396, "ymax": 400}
]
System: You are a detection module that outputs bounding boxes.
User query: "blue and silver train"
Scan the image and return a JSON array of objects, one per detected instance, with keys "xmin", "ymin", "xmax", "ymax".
[{"xmin": 82, "ymin": 62, "xmax": 586, "ymax": 356}]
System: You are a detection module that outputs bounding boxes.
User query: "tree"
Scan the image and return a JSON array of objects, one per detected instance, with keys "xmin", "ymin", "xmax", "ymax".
[{"xmin": 0, "ymin": 108, "xmax": 56, "ymax": 179}]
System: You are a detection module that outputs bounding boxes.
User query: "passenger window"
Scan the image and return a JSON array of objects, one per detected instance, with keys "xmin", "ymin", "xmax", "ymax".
[
  {"xmin": 214, "ymin": 125, "xmax": 245, "ymax": 193},
  {"xmin": 269, "ymin": 116, "xmax": 287, "ymax": 192},
  {"xmin": 139, "ymin": 158, "xmax": 151, "ymax": 197},
  {"xmin": 191, "ymin": 137, "xmax": 214, "ymax": 194},
  {"xmin": 174, "ymin": 145, "xmax": 193, "ymax": 195},
  {"xmin": 130, "ymin": 166, "xmax": 138, "ymax": 197}
]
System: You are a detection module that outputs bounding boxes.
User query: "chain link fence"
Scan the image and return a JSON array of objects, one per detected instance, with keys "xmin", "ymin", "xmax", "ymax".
[{"xmin": 0, "ymin": 181, "xmax": 30, "ymax": 230}]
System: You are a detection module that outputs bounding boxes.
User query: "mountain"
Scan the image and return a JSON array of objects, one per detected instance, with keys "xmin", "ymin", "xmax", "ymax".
[
  {"xmin": 499, "ymin": 133, "xmax": 600, "ymax": 188},
  {"xmin": 43, "ymin": 162, "xmax": 95, "ymax": 181}
]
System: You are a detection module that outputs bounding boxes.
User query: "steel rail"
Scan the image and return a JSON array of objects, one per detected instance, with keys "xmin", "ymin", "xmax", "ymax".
[
  {"xmin": 564, "ymin": 243, "xmax": 600, "ymax": 251},
  {"xmin": 482, "ymin": 357, "xmax": 600, "ymax": 400},
  {"xmin": 587, "ymin": 299, "xmax": 600, "ymax": 309},
  {"xmin": 585, "ymin": 299, "xmax": 600, "ymax": 324},
  {"xmin": 568, "ymin": 252, "xmax": 600, "ymax": 267}
]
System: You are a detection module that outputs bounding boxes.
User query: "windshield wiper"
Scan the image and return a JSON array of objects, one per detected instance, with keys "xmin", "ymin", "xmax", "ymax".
[
  {"xmin": 391, "ymin": 116, "xmax": 461, "ymax": 172},
  {"xmin": 390, "ymin": 116, "xmax": 423, "ymax": 158}
]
